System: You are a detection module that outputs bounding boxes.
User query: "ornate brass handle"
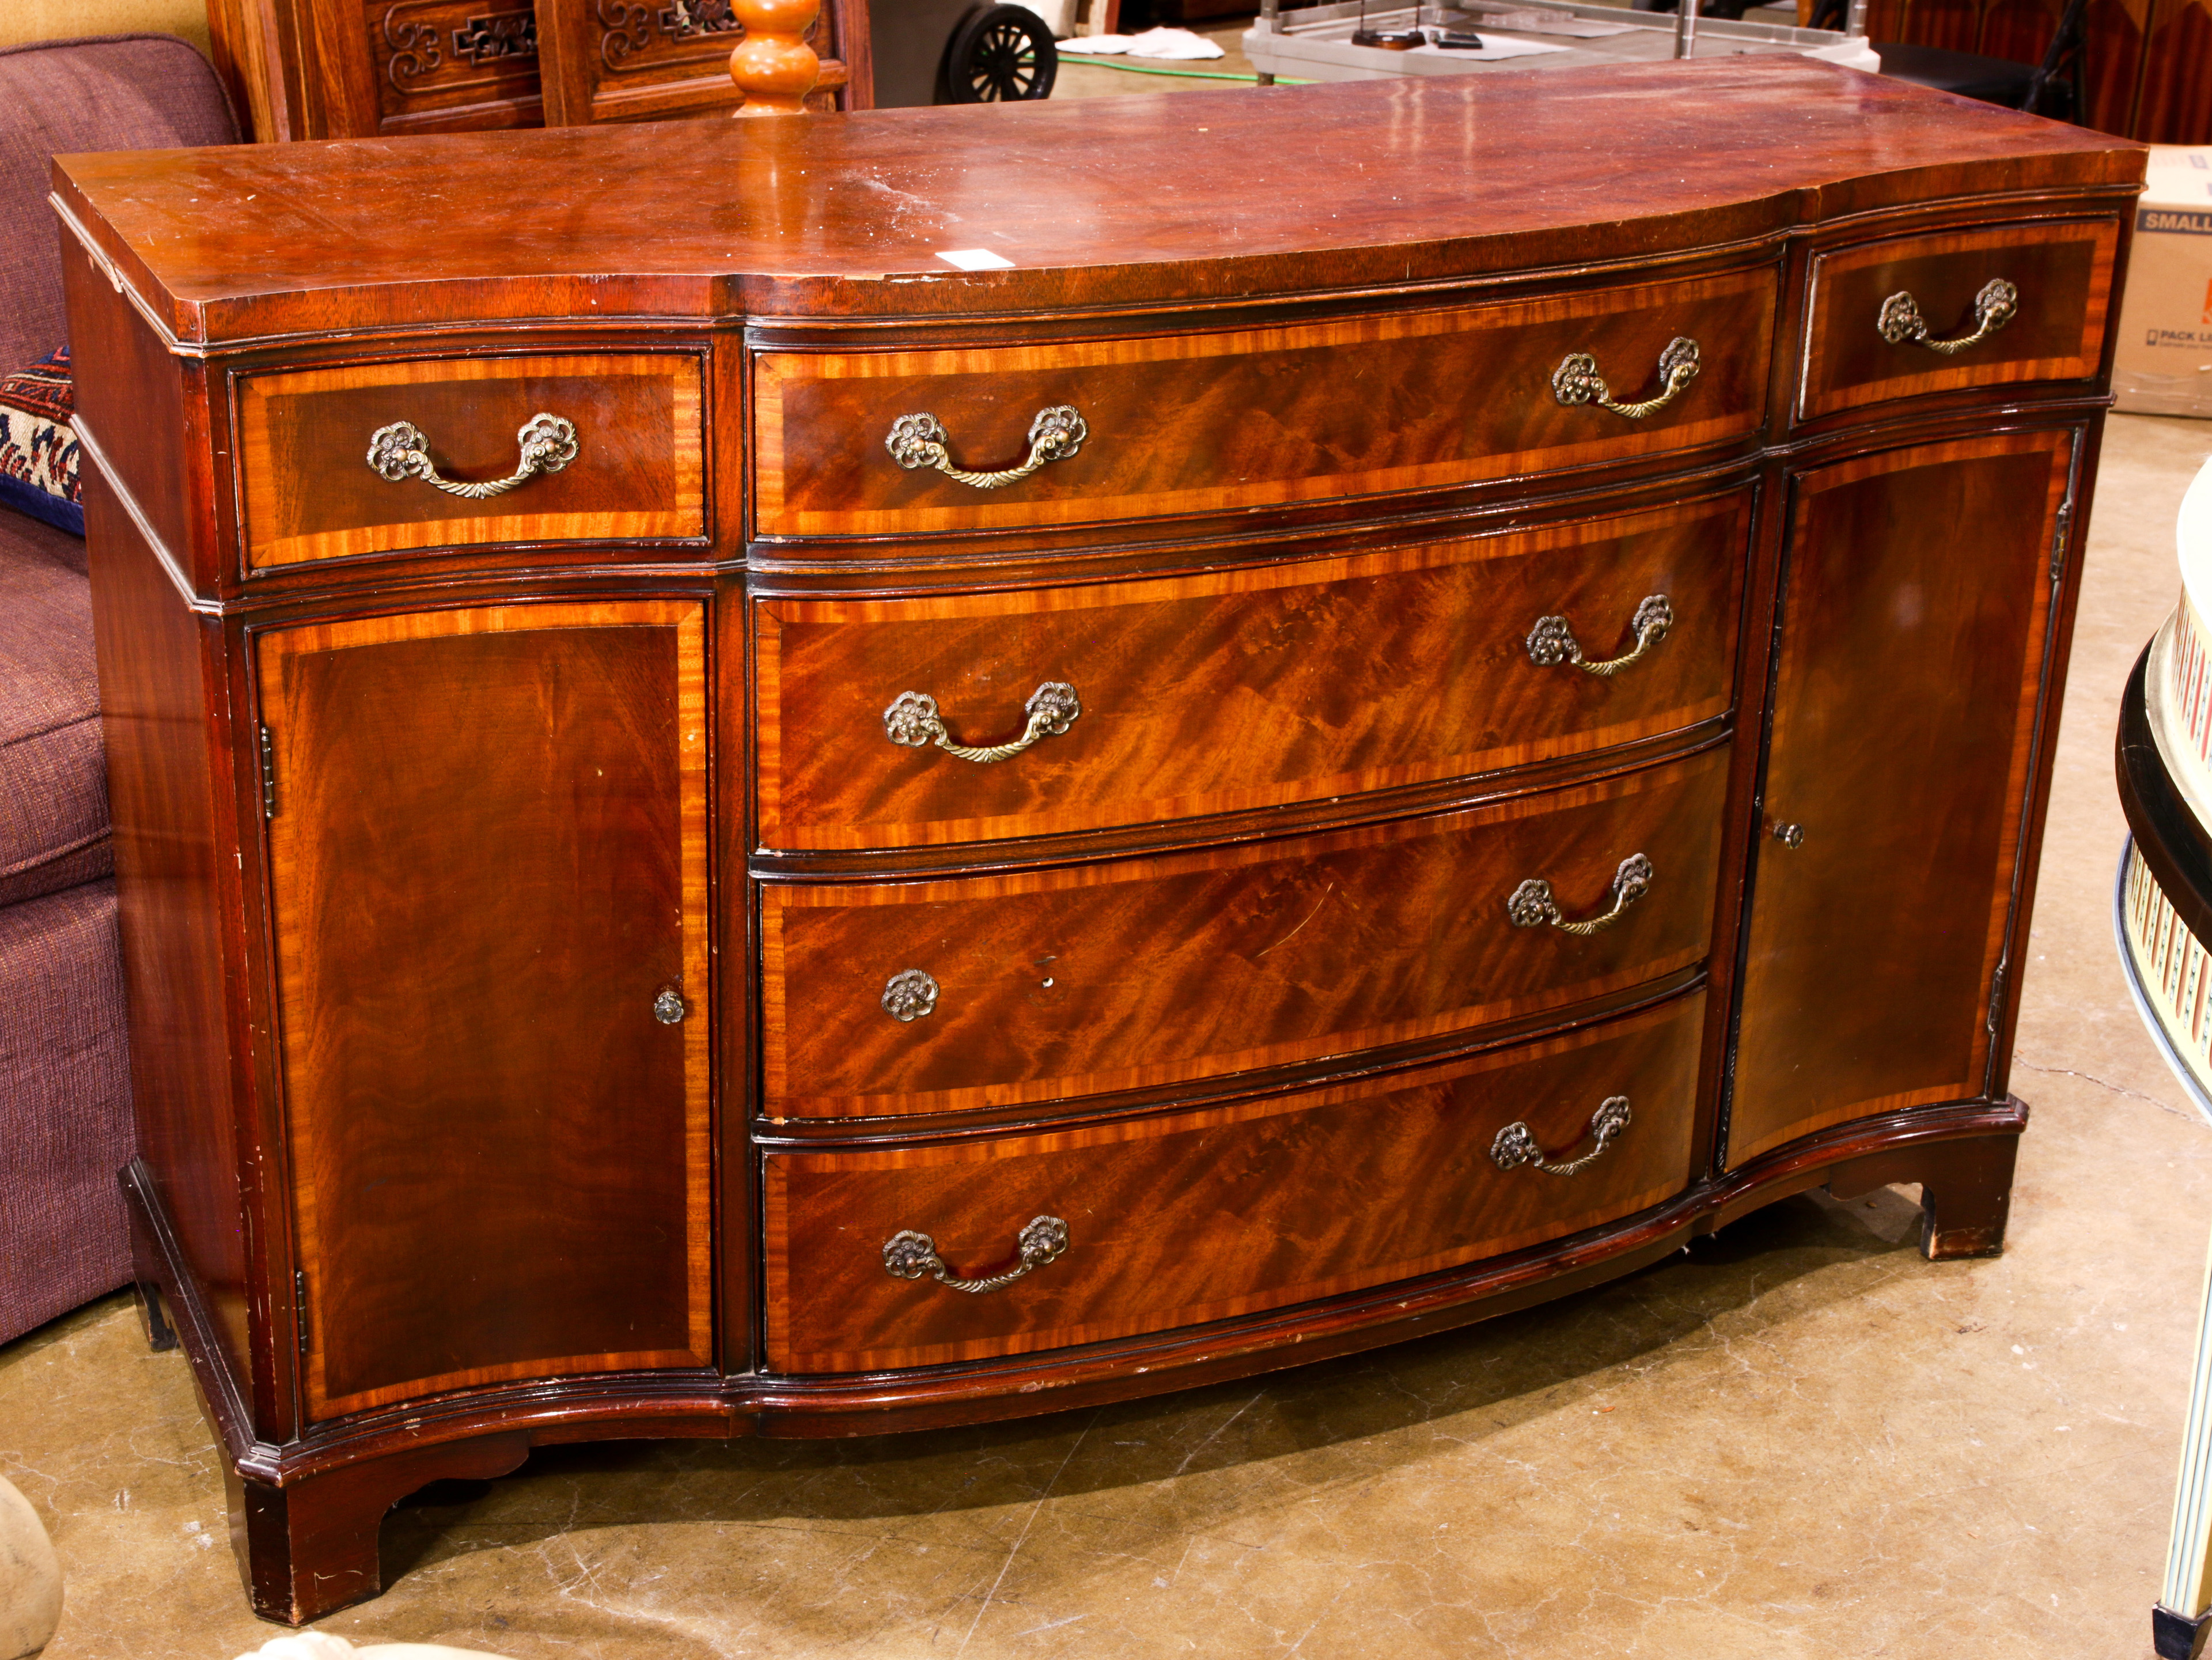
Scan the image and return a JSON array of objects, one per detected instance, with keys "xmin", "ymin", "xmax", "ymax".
[
  {"xmin": 884, "ymin": 682, "xmax": 1079, "ymax": 763},
  {"xmin": 365, "ymin": 413, "xmax": 578, "ymax": 500},
  {"xmin": 885, "ymin": 405, "xmax": 1088, "ymax": 489},
  {"xmin": 1527, "ymin": 595, "xmax": 1674, "ymax": 677},
  {"xmin": 881, "ymin": 969, "xmax": 940, "ymax": 1023},
  {"xmin": 1771, "ymin": 821, "xmax": 1805, "ymax": 850},
  {"xmin": 1508, "ymin": 853, "xmax": 1653, "ymax": 936},
  {"xmin": 1491, "ymin": 1096, "xmax": 1632, "ymax": 1177},
  {"xmin": 882, "ymin": 1216, "xmax": 1069, "ymax": 1294},
  {"xmin": 1552, "ymin": 338, "xmax": 1700, "ymax": 419},
  {"xmin": 652, "ymin": 988, "xmax": 687, "ymax": 1024},
  {"xmin": 1877, "ymin": 278, "xmax": 2018, "ymax": 356}
]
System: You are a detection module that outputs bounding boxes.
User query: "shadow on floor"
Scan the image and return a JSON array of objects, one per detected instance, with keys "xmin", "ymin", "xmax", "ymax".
[{"xmin": 380, "ymin": 1182, "xmax": 1931, "ymax": 1586}]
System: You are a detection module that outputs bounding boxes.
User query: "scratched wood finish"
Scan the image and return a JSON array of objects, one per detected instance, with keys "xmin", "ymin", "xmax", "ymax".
[
  {"xmin": 757, "ymin": 493, "xmax": 1749, "ymax": 850},
  {"xmin": 1728, "ymin": 431, "xmax": 2069, "ymax": 1167},
  {"xmin": 234, "ymin": 354, "xmax": 704, "ymax": 569},
  {"xmin": 1798, "ymin": 220, "xmax": 2118, "ymax": 422},
  {"xmin": 256, "ymin": 601, "xmax": 713, "ymax": 1419},
  {"xmin": 764, "ymin": 992, "xmax": 1704, "ymax": 1374},
  {"xmin": 755, "ymin": 269, "xmax": 1774, "ymax": 539},
  {"xmin": 50, "ymin": 66, "xmax": 2142, "ymax": 346},
  {"xmin": 762, "ymin": 748, "xmax": 1727, "ymax": 1119}
]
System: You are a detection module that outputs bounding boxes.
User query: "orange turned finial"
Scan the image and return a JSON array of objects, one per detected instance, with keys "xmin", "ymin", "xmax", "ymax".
[{"xmin": 730, "ymin": 0, "xmax": 822, "ymax": 115}]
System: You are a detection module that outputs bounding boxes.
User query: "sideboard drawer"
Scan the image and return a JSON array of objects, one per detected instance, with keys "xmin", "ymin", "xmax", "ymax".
[
  {"xmin": 753, "ymin": 269, "xmax": 1774, "ymax": 541},
  {"xmin": 1798, "ymin": 218, "xmax": 2118, "ymax": 422},
  {"xmin": 759, "ymin": 492, "xmax": 1748, "ymax": 851},
  {"xmin": 234, "ymin": 353, "xmax": 706, "ymax": 570},
  {"xmin": 764, "ymin": 990, "xmax": 1703, "ymax": 1374},
  {"xmin": 761, "ymin": 747, "xmax": 1725, "ymax": 1120}
]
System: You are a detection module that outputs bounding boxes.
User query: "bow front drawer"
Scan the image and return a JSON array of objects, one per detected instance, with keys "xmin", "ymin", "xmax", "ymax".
[
  {"xmin": 752, "ymin": 269, "xmax": 1775, "ymax": 542},
  {"xmin": 234, "ymin": 353, "xmax": 706, "ymax": 570},
  {"xmin": 757, "ymin": 492, "xmax": 1749, "ymax": 850},
  {"xmin": 760, "ymin": 746, "xmax": 1726, "ymax": 1121},
  {"xmin": 1798, "ymin": 218, "xmax": 2119, "ymax": 422},
  {"xmin": 763, "ymin": 989, "xmax": 1703, "ymax": 1374}
]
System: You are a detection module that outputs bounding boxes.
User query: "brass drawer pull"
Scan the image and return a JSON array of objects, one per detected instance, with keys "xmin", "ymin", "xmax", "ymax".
[
  {"xmin": 652, "ymin": 988, "xmax": 687, "ymax": 1024},
  {"xmin": 365, "ymin": 413, "xmax": 578, "ymax": 500},
  {"xmin": 885, "ymin": 405, "xmax": 1088, "ymax": 489},
  {"xmin": 1491, "ymin": 1095, "xmax": 1632, "ymax": 1177},
  {"xmin": 1877, "ymin": 278, "xmax": 2018, "ymax": 356},
  {"xmin": 881, "ymin": 969, "xmax": 940, "ymax": 1022},
  {"xmin": 1552, "ymin": 337, "xmax": 1700, "ymax": 419},
  {"xmin": 1527, "ymin": 595, "xmax": 1674, "ymax": 677},
  {"xmin": 883, "ymin": 1215, "xmax": 1069, "ymax": 1294},
  {"xmin": 1771, "ymin": 820, "xmax": 1805, "ymax": 849},
  {"xmin": 884, "ymin": 682, "xmax": 1080, "ymax": 763},
  {"xmin": 1508, "ymin": 853, "xmax": 1653, "ymax": 936}
]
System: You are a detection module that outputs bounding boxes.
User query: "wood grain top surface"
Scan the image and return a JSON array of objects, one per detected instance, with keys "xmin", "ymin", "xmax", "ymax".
[{"xmin": 50, "ymin": 60, "xmax": 2142, "ymax": 344}]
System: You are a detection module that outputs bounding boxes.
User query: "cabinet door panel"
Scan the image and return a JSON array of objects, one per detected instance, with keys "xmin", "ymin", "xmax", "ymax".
[
  {"xmin": 257, "ymin": 600, "xmax": 711, "ymax": 1420},
  {"xmin": 1728, "ymin": 432, "xmax": 2069, "ymax": 1166}
]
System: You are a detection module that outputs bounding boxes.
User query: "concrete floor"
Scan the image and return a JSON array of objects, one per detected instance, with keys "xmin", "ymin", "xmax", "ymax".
[
  {"xmin": 5, "ymin": 425, "xmax": 2207, "ymax": 1657},
  {"xmin": 3, "ymin": 70, "xmax": 2209, "ymax": 1648}
]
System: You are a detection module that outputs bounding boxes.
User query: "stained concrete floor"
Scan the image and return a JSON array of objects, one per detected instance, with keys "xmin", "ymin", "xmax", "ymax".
[{"xmin": 6, "ymin": 414, "xmax": 2212, "ymax": 1657}]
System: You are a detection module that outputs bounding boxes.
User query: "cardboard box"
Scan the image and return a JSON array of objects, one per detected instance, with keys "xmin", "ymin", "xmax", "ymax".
[{"xmin": 2116, "ymin": 146, "xmax": 2212, "ymax": 418}]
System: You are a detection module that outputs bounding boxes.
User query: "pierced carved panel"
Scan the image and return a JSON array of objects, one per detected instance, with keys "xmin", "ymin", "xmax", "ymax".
[
  {"xmin": 596, "ymin": 0, "xmax": 838, "ymax": 77},
  {"xmin": 371, "ymin": 0, "xmax": 541, "ymax": 118}
]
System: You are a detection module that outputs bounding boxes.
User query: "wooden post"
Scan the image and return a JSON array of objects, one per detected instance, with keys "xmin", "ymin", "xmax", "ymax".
[{"xmin": 730, "ymin": 0, "xmax": 823, "ymax": 115}]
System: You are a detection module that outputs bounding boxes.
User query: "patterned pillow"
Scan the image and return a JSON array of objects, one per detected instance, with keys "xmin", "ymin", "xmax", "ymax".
[{"xmin": 0, "ymin": 349, "xmax": 82, "ymax": 536}]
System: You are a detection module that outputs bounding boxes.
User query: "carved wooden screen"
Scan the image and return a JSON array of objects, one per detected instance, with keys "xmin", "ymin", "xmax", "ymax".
[
  {"xmin": 203, "ymin": 0, "xmax": 870, "ymax": 142},
  {"xmin": 536, "ymin": 0, "xmax": 873, "ymax": 125}
]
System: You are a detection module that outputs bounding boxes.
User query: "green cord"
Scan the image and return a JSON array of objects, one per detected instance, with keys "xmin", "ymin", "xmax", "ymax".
[{"xmin": 1057, "ymin": 56, "xmax": 1311, "ymax": 82}]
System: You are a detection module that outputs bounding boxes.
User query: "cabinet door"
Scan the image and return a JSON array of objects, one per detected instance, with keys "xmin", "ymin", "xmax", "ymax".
[
  {"xmin": 256, "ymin": 601, "xmax": 711, "ymax": 1421},
  {"xmin": 1728, "ymin": 431, "xmax": 2071, "ymax": 1167}
]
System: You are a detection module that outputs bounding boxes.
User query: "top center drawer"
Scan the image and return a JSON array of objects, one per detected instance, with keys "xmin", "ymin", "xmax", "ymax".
[{"xmin": 752, "ymin": 268, "xmax": 1775, "ymax": 543}]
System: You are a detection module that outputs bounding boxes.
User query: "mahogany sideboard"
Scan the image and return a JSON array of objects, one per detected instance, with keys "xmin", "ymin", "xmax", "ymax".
[{"xmin": 52, "ymin": 62, "xmax": 2142, "ymax": 1623}]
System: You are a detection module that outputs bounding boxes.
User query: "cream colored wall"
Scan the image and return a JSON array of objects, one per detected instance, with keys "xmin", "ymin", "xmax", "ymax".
[{"xmin": 0, "ymin": 0, "xmax": 210, "ymax": 59}]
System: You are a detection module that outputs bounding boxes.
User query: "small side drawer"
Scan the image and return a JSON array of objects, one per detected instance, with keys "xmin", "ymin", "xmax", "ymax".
[
  {"xmin": 753, "ymin": 269, "xmax": 1774, "ymax": 541},
  {"xmin": 763, "ymin": 990, "xmax": 1704, "ymax": 1374},
  {"xmin": 758, "ymin": 492, "xmax": 1749, "ymax": 851},
  {"xmin": 760, "ymin": 747, "xmax": 1726, "ymax": 1120},
  {"xmin": 234, "ymin": 353, "xmax": 706, "ymax": 570},
  {"xmin": 1798, "ymin": 218, "xmax": 2118, "ymax": 422}
]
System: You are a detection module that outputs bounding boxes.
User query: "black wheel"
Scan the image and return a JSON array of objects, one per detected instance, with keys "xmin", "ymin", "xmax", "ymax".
[{"xmin": 940, "ymin": 4, "xmax": 1058, "ymax": 103}]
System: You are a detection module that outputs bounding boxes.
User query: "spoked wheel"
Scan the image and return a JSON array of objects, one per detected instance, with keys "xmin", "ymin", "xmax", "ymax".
[{"xmin": 941, "ymin": 3, "xmax": 1059, "ymax": 103}]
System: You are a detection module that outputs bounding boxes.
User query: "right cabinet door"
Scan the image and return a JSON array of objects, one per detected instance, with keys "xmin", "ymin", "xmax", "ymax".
[{"xmin": 1728, "ymin": 429, "xmax": 2075, "ymax": 1166}]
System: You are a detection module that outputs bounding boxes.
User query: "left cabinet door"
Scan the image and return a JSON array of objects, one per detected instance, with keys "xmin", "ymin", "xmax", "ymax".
[{"xmin": 255, "ymin": 600, "xmax": 712, "ymax": 1421}]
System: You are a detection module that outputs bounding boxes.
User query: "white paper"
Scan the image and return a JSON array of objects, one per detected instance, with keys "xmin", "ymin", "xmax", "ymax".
[
  {"xmin": 1061, "ymin": 26, "xmax": 1225, "ymax": 58},
  {"xmin": 934, "ymin": 248, "xmax": 1016, "ymax": 271}
]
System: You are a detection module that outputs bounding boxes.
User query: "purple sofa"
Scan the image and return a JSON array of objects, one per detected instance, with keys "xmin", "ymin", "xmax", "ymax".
[{"xmin": 0, "ymin": 35, "xmax": 236, "ymax": 1346}]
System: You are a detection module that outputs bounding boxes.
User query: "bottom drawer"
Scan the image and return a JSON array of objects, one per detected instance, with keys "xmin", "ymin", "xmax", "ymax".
[{"xmin": 763, "ymin": 990, "xmax": 1705, "ymax": 1375}]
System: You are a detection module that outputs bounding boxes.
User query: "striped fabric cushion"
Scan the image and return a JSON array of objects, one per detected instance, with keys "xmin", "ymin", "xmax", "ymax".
[{"xmin": 0, "ymin": 348, "xmax": 79, "ymax": 536}]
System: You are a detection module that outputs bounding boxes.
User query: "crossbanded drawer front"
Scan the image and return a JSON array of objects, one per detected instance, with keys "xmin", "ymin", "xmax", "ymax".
[
  {"xmin": 760, "ymin": 746, "xmax": 1725, "ymax": 1120},
  {"xmin": 757, "ymin": 492, "xmax": 1749, "ymax": 851},
  {"xmin": 752, "ymin": 269, "xmax": 1774, "ymax": 540},
  {"xmin": 1798, "ymin": 217, "xmax": 2118, "ymax": 422},
  {"xmin": 763, "ymin": 990, "xmax": 1703, "ymax": 1374},
  {"xmin": 234, "ymin": 353, "xmax": 706, "ymax": 570}
]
